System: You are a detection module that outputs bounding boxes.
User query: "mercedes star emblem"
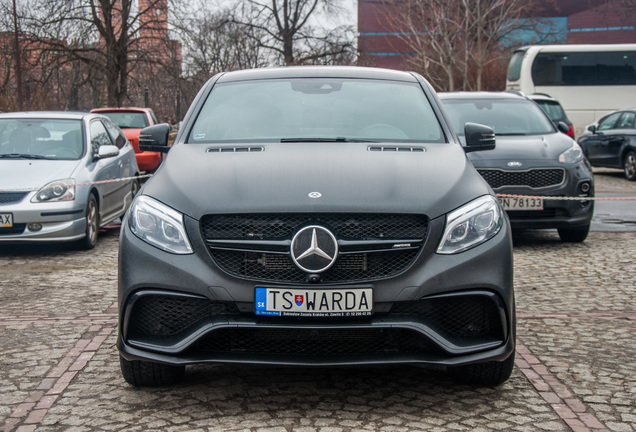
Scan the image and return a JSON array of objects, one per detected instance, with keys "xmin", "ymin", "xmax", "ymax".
[{"xmin": 290, "ymin": 225, "xmax": 338, "ymax": 273}]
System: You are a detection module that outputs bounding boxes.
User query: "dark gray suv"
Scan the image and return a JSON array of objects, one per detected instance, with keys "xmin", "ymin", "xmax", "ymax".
[
  {"xmin": 440, "ymin": 92, "xmax": 595, "ymax": 243},
  {"xmin": 117, "ymin": 67, "xmax": 515, "ymax": 387}
]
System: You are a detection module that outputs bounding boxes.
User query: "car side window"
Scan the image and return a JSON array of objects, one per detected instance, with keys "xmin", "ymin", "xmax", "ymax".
[
  {"xmin": 102, "ymin": 118, "xmax": 127, "ymax": 149},
  {"xmin": 616, "ymin": 112, "xmax": 635, "ymax": 129},
  {"xmin": 598, "ymin": 112, "xmax": 621, "ymax": 131},
  {"xmin": 90, "ymin": 120, "xmax": 114, "ymax": 155}
]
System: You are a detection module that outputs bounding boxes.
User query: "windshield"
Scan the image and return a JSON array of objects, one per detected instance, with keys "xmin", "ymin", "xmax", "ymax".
[
  {"xmin": 442, "ymin": 98, "xmax": 555, "ymax": 136},
  {"xmin": 507, "ymin": 49, "xmax": 526, "ymax": 82},
  {"xmin": 533, "ymin": 100, "xmax": 566, "ymax": 122},
  {"xmin": 101, "ymin": 112, "xmax": 149, "ymax": 129},
  {"xmin": 0, "ymin": 119, "xmax": 84, "ymax": 160},
  {"xmin": 188, "ymin": 78, "xmax": 445, "ymax": 143}
]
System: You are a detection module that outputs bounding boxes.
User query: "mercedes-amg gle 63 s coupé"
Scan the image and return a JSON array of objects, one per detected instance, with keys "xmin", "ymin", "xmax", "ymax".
[{"xmin": 117, "ymin": 66, "xmax": 515, "ymax": 387}]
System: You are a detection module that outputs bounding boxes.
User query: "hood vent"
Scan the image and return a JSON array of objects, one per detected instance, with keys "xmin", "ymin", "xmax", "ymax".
[
  {"xmin": 207, "ymin": 146, "xmax": 264, "ymax": 153},
  {"xmin": 368, "ymin": 146, "xmax": 425, "ymax": 152}
]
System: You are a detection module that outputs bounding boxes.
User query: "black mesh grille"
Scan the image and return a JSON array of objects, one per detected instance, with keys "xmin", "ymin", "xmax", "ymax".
[
  {"xmin": 188, "ymin": 327, "xmax": 442, "ymax": 356},
  {"xmin": 128, "ymin": 295, "xmax": 238, "ymax": 338},
  {"xmin": 506, "ymin": 209, "xmax": 563, "ymax": 219},
  {"xmin": 391, "ymin": 295, "xmax": 503, "ymax": 343},
  {"xmin": 0, "ymin": 224, "xmax": 26, "ymax": 235},
  {"xmin": 210, "ymin": 249, "xmax": 419, "ymax": 284},
  {"xmin": 0, "ymin": 192, "xmax": 28, "ymax": 204},
  {"xmin": 201, "ymin": 214, "xmax": 427, "ymax": 284},
  {"xmin": 478, "ymin": 169, "xmax": 565, "ymax": 189},
  {"xmin": 201, "ymin": 214, "xmax": 428, "ymax": 241}
]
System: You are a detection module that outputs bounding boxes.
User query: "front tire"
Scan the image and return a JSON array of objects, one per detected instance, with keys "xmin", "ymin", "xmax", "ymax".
[
  {"xmin": 558, "ymin": 224, "xmax": 590, "ymax": 243},
  {"xmin": 119, "ymin": 355, "xmax": 185, "ymax": 387},
  {"xmin": 624, "ymin": 151, "xmax": 636, "ymax": 181},
  {"xmin": 449, "ymin": 351, "xmax": 515, "ymax": 386},
  {"xmin": 78, "ymin": 194, "xmax": 99, "ymax": 250}
]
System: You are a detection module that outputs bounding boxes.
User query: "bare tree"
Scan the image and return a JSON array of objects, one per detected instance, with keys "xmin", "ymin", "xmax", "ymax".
[
  {"xmin": 385, "ymin": 0, "xmax": 558, "ymax": 91},
  {"xmin": 22, "ymin": 0, "xmax": 171, "ymax": 107},
  {"xmin": 235, "ymin": 0, "xmax": 355, "ymax": 65},
  {"xmin": 172, "ymin": 2, "xmax": 267, "ymax": 77}
]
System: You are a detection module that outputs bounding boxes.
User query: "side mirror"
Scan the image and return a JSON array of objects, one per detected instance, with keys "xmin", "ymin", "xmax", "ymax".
[
  {"xmin": 96, "ymin": 144, "xmax": 119, "ymax": 160},
  {"xmin": 464, "ymin": 122, "xmax": 495, "ymax": 152},
  {"xmin": 139, "ymin": 123, "xmax": 172, "ymax": 153},
  {"xmin": 557, "ymin": 121, "xmax": 570, "ymax": 134},
  {"xmin": 587, "ymin": 125, "xmax": 597, "ymax": 134}
]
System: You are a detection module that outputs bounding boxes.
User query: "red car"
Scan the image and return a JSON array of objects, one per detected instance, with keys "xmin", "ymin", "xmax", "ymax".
[{"xmin": 90, "ymin": 107, "xmax": 163, "ymax": 172}]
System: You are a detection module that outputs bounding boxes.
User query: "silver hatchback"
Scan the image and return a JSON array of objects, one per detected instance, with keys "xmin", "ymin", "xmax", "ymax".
[{"xmin": 0, "ymin": 112, "xmax": 140, "ymax": 249}]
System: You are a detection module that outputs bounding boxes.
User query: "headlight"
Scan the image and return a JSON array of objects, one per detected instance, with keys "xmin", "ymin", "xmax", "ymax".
[
  {"xmin": 559, "ymin": 142, "xmax": 584, "ymax": 163},
  {"xmin": 437, "ymin": 195, "xmax": 503, "ymax": 254},
  {"xmin": 31, "ymin": 179, "xmax": 75, "ymax": 202},
  {"xmin": 129, "ymin": 195, "xmax": 193, "ymax": 254}
]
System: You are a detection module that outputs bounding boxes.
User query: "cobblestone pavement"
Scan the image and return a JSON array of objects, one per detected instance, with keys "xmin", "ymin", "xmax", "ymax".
[{"xmin": 1, "ymin": 171, "xmax": 635, "ymax": 432}]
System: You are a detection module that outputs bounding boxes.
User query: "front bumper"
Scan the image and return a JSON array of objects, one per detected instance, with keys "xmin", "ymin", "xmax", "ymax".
[
  {"xmin": 0, "ymin": 197, "xmax": 86, "ymax": 242},
  {"xmin": 480, "ymin": 163, "xmax": 594, "ymax": 230},
  {"xmin": 118, "ymin": 214, "xmax": 515, "ymax": 368}
]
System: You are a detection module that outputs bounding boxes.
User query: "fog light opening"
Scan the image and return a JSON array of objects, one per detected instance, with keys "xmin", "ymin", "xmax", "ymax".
[
  {"xmin": 28, "ymin": 223, "xmax": 43, "ymax": 232},
  {"xmin": 580, "ymin": 182, "xmax": 591, "ymax": 194}
]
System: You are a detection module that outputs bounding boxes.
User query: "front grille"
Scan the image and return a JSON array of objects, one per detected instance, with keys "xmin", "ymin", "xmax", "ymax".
[
  {"xmin": 201, "ymin": 214, "xmax": 428, "ymax": 284},
  {"xmin": 0, "ymin": 192, "xmax": 28, "ymax": 204},
  {"xmin": 211, "ymin": 249, "xmax": 419, "ymax": 284},
  {"xmin": 201, "ymin": 214, "xmax": 428, "ymax": 241},
  {"xmin": 0, "ymin": 224, "xmax": 26, "ymax": 235},
  {"xmin": 478, "ymin": 168, "xmax": 565, "ymax": 189},
  {"xmin": 506, "ymin": 209, "xmax": 564, "ymax": 220},
  {"xmin": 188, "ymin": 327, "xmax": 442, "ymax": 356}
]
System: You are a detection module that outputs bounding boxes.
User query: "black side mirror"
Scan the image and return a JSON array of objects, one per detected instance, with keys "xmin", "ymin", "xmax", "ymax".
[
  {"xmin": 464, "ymin": 122, "xmax": 495, "ymax": 152},
  {"xmin": 557, "ymin": 121, "xmax": 570, "ymax": 134},
  {"xmin": 587, "ymin": 125, "xmax": 597, "ymax": 134},
  {"xmin": 139, "ymin": 123, "xmax": 171, "ymax": 153}
]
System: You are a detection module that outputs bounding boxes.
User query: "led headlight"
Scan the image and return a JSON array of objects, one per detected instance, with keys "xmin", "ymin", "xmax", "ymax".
[
  {"xmin": 129, "ymin": 195, "xmax": 193, "ymax": 254},
  {"xmin": 31, "ymin": 179, "xmax": 75, "ymax": 202},
  {"xmin": 437, "ymin": 195, "xmax": 503, "ymax": 254},
  {"xmin": 559, "ymin": 142, "xmax": 584, "ymax": 163}
]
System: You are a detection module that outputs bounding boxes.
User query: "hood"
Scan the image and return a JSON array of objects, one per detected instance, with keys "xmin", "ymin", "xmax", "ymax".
[
  {"xmin": 142, "ymin": 142, "xmax": 491, "ymax": 221},
  {"xmin": 0, "ymin": 160, "xmax": 81, "ymax": 191},
  {"xmin": 467, "ymin": 133, "xmax": 574, "ymax": 166}
]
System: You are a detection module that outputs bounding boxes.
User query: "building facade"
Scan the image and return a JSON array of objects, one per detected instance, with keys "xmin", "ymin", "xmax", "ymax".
[{"xmin": 358, "ymin": 0, "xmax": 636, "ymax": 70}]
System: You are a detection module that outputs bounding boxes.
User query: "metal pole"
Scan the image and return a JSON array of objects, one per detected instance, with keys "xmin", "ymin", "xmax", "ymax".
[
  {"xmin": 176, "ymin": 89, "xmax": 181, "ymax": 120},
  {"xmin": 144, "ymin": 87, "xmax": 149, "ymax": 107},
  {"xmin": 12, "ymin": 0, "xmax": 24, "ymax": 111}
]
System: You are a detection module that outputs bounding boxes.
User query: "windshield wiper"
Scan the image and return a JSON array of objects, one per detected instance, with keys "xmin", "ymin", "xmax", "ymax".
[
  {"xmin": 495, "ymin": 133, "xmax": 527, "ymax": 136},
  {"xmin": 0, "ymin": 153, "xmax": 53, "ymax": 160},
  {"xmin": 280, "ymin": 137, "xmax": 378, "ymax": 143}
]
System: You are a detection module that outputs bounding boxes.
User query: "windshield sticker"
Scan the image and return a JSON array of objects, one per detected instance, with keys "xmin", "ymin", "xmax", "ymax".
[{"xmin": 194, "ymin": 133, "xmax": 205, "ymax": 140}]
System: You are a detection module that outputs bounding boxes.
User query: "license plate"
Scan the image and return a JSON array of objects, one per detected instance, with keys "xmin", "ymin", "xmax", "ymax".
[
  {"xmin": 255, "ymin": 287, "xmax": 373, "ymax": 317},
  {"xmin": 1, "ymin": 213, "xmax": 13, "ymax": 228},
  {"xmin": 498, "ymin": 197, "xmax": 543, "ymax": 211}
]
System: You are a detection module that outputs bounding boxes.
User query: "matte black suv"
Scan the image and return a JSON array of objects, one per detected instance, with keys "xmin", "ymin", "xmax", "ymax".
[{"xmin": 117, "ymin": 67, "xmax": 515, "ymax": 387}]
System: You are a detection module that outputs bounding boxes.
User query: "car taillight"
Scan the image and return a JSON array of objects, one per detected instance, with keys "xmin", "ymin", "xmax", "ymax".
[{"xmin": 567, "ymin": 125, "xmax": 574, "ymax": 138}]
